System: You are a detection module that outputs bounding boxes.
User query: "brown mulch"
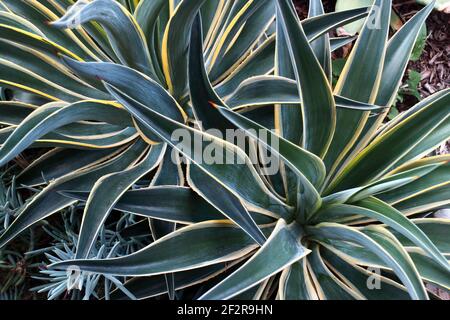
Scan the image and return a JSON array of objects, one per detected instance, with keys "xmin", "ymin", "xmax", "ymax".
[
  {"xmin": 395, "ymin": 2, "xmax": 450, "ymax": 98},
  {"xmin": 393, "ymin": 2, "xmax": 450, "ymax": 157}
]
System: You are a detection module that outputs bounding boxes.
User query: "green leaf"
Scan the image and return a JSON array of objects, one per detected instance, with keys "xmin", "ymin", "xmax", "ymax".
[
  {"xmin": 217, "ymin": 105, "xmax": 322, "ymax": 220},
  {"xmin": 330, "ymin": 36, "xmax": 356, "ymax": 51},
  {"xmin": 279, "ymin": 258, "xmax": 318, "ymax": 299},
  {"xmin": 17, "ymin": 147, "xmax": 122, "ymax": 187},
  {"xmin": 276, "ymin": 0, "xmax": 336, "ymax": 157},
  {"xmin": 307, "ymin": 223, "xmax": 429, "ymax": 299},
  {"xmin": 61, "ymin": 186, "xmax": 273, "ymax": 226},
  {"xmin": 0, "ymin": 24, "xmax": 81, "ymax": 62},
  {"xmin": 61, "ymin": 57, "xmax": 187, "ymax": 142},
  {"xmin": 0, "ymin": 100, "xmax": 133, "ymax": 167},
  {"xmin": 329, "ymin": 89, "xmax": 450, "ymax": 192},
  {"xmin": 208, "ymin": 0, "xmax": 275, "ymax": 84},
  {"xmin": 275, "ymin": 5, "xmax": 301, "ymax": 149},
  {"xmin": 188, "ymin": 14, "xmax": 233, "ymax": 133},
  {"xmin": 188, "ymin": 164, "xmax": 266, "ymax": 246},
  {"xmin": 322, "ymin": 161, "xmax": 442, "ymax": 207},
  {"xmin": 162, "ymin": 0, "xmax": 207, "ymax": 98},
  {"xmin": 388, "ymin": 218, "xmax": 450, "ymax": 254},
  {"xmin": 50, "ymin": 221, "xmax": 261, "ymax": 276},
  {"xmin": 274, "ymin": 0, "xmax": 301, "ymax": 207},
  {"xmin": 0, "ymin": 10, "xmax": 45, "ymax": 36},
  {"xmin": 1, "ymin": 0, "xmax": 98, "ymax": 61},
  {"xmin": 52, "ymin": 0, "xmax": 157, "ymax": 79},
  {"xmin": 103, "ymin": 81, "xmax": 291, "ymax": 219},
  {"xmin": 302, "ymin": 6, "xmax": 370, "ymax": 41},
  {"xmin": 225, "ymin": 76, "xmax": 382, "ymax": 110},
  {"xmin": 324, "ymin": 0, "xmax": 392, "ymax": 178},
  {"xmin": 407, "ymin": 248, "xmax": 450, "ymax": 290},
  {"xmin": 317, "ymin": 197, "xmax": 449, "ymax": 271},
  {"xmin": 394, "ymin": 118, "xmax": 450, "ymax": 168},
  {"xmin": 321, "ymin": 239, "xmax": 450, "ymax": 291},
  {"xmin": 321, "ymin": 247, "xmax": 411, "ymax": 300},
  {"xmin": 377, "ymin": 156, "xmax": 450, "ymax": 208},
  {"xmin": 308, "ymin": 0, "xmax": 331, "ymax": 83},
  {"xmin": 110, "ymin": 264, "xmax": 230, "ymax": 300},
  {"xmin": 75, "ymin": 144, "xmax": 165, "ymax": 259},
  {"xmin": 307, "ymin": 245, "xmax": 361, "ymax": 299},
  {"xmin": 214, "ymin": 36, "xmax": 275, "ymax": 98},
  {"xmin": 355, "ymin": 2, "xmax": 435, "ymax": 156},
  {"xmin": 0, "ymin": 140, "xmax": 147, "ymax": 248},
  {"xmin": 0, "ymin": 101, "xmax": 35, "ymax": 125},
  {"xmin": 0, "ymin": 32, "xmax": 108, "ymax": 100},
  {"xmin": 134, "ymin": 0, "xmax": 167, "ymax": 81},
  {"xmin": 61, "ymin": 186, "xmax": 219, "ymax": 224},
  {"xmin": 410, "ymin": 24, "xmax": 427, "ymax": 62},
  {"xmin": 199, "ymin": 219, "xmax": 310, "ymax": 300},
  {"xmin": 47, "ymin": 0, "xmax": 121, "ymax": 62},
  {"xmin": 217, "ymin": 106, "xmax": 325, "ymax": 187},
  {"xmin": 394, "ymin": 182, "xmax": 450, "ymax": 216}
]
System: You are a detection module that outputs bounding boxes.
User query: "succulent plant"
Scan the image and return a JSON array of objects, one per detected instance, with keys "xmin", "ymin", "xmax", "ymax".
[{"xmin": 0, "ymin": 0, "xmax": 448, "ymax": 300}]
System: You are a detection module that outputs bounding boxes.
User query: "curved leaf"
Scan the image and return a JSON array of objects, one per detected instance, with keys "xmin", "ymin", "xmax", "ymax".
[
  {"xmin": 324, "ymin": 0, "xmax": 392, "ymax": 178},
  {"xmin": 307, "ymin": 223, "xmax": 428, "ymax": 299},
  {"xmin": 330, "ymin": 89, "xmax": 450, "ymax": 192},
  {"xmin": 50, "ymin": 221, "xmax": 260, "ymax": 276},
  {"xmin": 75, "ymin": 144, "xmax": 165, "ymax": 259},
  {"xmin": 0, "ymin": 100, "xmax": 132, "ymax": 167},
  {"xmin": 276, "ymin": 0, "xmax": 336, "ymax": 157},
  {"xmin": 187, "ymin": 164, "xmax": 266, "ymax": 245},
  {"xmin": 52, "ymin": 0, "xmax": 157, "ymax": 79},
  {"xmin": 103, "ymin": 81, "xmax": 292, "ymax": 219},
  {"xmin": 0, "ymin": 140, "xmax": 147, "ymax": 248},
  {"xmin": 199, "ymin": 219, "xmax": 310, "ymax": 300}
]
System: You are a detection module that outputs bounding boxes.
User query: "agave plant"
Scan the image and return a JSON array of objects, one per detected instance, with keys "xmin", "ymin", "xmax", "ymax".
[{"xmin": 0, "ymin": 0, "xmax": 448, "ymax": 300}]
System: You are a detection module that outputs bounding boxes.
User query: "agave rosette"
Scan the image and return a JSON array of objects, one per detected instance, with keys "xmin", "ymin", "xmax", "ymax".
[{"xmin": 0, "ymin": 0, "xmax": 448, "ymax": 300}]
